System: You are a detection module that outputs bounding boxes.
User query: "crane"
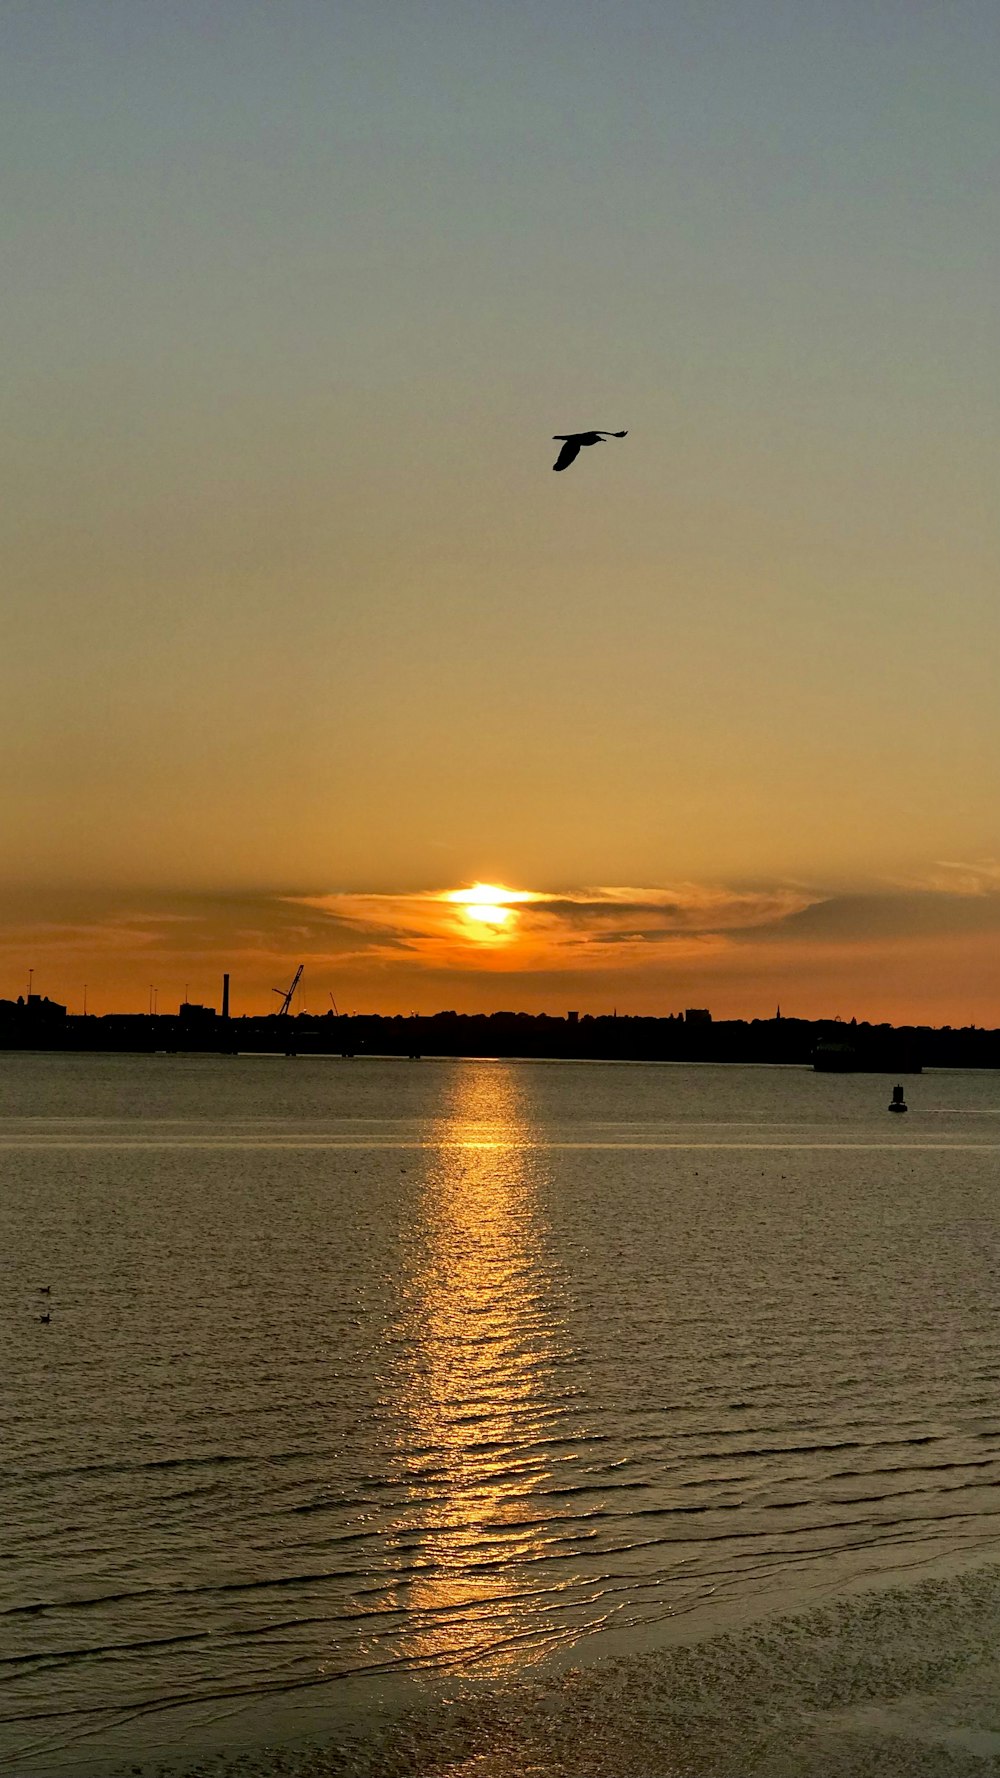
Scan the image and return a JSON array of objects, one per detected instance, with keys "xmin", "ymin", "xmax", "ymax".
[{"xmin": 273, "ymin": 965, "xmax": 303, "ymax": 1017}]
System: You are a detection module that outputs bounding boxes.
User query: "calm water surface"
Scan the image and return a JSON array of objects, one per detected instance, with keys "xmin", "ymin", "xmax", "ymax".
[{"xmin": 3, "ymin": 1054, "xmax": 1000, "ymax": 1775}]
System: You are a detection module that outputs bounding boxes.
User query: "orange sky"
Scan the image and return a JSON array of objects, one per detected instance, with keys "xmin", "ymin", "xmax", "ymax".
[
  {"xmin": 3, "ymin": 8, "xmax": 999, "ymax": 1024},
  {"xmin": 4, "ymin": 873, "xmax": 999, "ymax": 1025}
]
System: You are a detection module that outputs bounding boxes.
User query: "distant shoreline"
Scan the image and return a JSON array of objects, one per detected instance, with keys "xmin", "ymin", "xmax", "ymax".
[{"xmin": 1, "ymin": 1007, "xmax": 997, "ymax": 1069}]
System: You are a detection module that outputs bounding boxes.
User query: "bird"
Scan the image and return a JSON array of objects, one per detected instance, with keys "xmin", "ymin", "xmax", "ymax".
[
  {"xmin": 552, "ymin": 429, "xmax": 628, "ymax": 472},
  {"xmin": 38, "ymin": 1311, "xmax": 51, "ymax": 1324},
  {"xmin": 37, "ymin": 1285, "xmax": 51, "ymax": 1295}
]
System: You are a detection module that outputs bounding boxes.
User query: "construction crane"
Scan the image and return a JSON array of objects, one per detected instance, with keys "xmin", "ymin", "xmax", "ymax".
[{"xmin": 273, "ymin": 965, "xmax": 303, "ymax": 1017}]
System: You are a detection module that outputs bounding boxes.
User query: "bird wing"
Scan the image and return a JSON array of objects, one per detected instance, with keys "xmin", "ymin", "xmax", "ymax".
[
  {"xmin": 553, "ymin": 439, "xmax": 582, "ymax": 471},
  {"xmin": 598, "ymin": 430, "xmax": 628, "ymax": 438}
]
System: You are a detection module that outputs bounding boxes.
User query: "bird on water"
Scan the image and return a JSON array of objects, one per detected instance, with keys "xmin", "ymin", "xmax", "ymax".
[{"xmin": 552, "ymin": 429, "xmax": 628, "ymax": 472}]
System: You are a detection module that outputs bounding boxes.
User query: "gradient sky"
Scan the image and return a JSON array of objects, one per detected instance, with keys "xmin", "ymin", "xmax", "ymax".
[{"xmin": 3, "ymin": 2, "xmax": 999, "ymax": 1018}]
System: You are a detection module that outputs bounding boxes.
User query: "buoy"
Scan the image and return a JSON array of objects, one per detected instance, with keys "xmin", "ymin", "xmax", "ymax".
[{"xmin": 888, "ymin": 1083, "xmax": 908, "ymax": 1114}]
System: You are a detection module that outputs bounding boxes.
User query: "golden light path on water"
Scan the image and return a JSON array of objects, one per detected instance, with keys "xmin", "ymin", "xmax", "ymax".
[{"xmin": 385, "ymin": 1066, "xmax": 576, "ymax": 1674}]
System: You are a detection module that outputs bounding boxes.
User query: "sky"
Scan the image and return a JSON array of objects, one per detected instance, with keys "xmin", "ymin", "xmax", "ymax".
[{"xmin": 3, "ymin": 1, "xmax": 999, "ymax": 1020}]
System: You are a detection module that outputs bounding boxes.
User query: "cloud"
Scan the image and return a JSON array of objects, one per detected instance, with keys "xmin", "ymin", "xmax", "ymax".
[
  {"xmin": 894, "ymin": 860, "xmax": 1000, "ymax": 898},
  {"xmin": 0, "ymin": 886, "xmax": 414, "ymax": 984},
  {"xmin": 520, "ymin": 884, "xmax": 814, "ymax": 933},
  {"xmin": 291, "ymin": 881, "xmax": 819, "ymax": 973},
  {"xmin": 752, "ymin": 885, "xmax": 1000, "ymax": 946}
]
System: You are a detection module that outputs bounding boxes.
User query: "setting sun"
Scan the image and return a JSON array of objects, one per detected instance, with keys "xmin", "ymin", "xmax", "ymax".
[
  {"xmin": 465, "ymin": 904, "xmax": 511, "ymax": 928},
  {"xmin": 447, "ymin": 883, "xmax": 529, "ymax": 936}
]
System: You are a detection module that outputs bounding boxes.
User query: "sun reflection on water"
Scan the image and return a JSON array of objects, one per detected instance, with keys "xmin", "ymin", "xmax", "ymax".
[{"xmin": 386, "ymin": 1065, "xmax": 575, "ymax": 1673}]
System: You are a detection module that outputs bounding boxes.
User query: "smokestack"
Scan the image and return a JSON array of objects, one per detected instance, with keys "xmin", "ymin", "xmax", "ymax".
[{"xmin": 222, "ymin": 973, "xmax": 230, "ymax": 1019}]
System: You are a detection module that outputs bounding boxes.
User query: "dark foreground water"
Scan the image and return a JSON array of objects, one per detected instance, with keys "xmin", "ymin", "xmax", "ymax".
[{"xmin": 3, "ymin": 1053, "xmax": 1000, "ymax": 1776}]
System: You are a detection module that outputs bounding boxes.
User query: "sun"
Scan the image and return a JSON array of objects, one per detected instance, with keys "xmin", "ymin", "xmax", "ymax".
[
  {"xmin": 465, "ymin": 901, "xmax": 512, "ymax": 928},
  {"xmin": 446, "ymin": 883, "xmax": 528, "ymax": 936}
]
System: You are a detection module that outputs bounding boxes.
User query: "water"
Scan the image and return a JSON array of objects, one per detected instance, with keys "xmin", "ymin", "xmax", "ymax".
[{"xmin": 3, "ymin": 1053, "xmax": 1000, "ymax": 1776}]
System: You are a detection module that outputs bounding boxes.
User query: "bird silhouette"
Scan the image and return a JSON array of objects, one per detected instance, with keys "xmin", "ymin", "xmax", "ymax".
[
  {"xmin": 552, "ymin": 429, "xmax": 628, "ymax": 472},
  {"xmin": 37, "ymin": 1285, "xmax": 51, "ymax": 1295},
  {"xmin": 38, "ymin": 1311, "xmax": 51, "ymax": 1324}
]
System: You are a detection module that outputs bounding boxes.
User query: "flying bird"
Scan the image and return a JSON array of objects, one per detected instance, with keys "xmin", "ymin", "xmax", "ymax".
[{"xmin": 552, "ymin": 429, "xmax": 628, "ymax": 472}]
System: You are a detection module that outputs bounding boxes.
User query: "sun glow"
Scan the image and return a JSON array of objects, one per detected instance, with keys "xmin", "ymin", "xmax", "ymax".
[
  {"xmin": 447, "ymin": 883, "xmax": 529, "ymax": 936},
  {"xmin": 466, "ymin": 903, "xmax": 512, "ymax": 927}
]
